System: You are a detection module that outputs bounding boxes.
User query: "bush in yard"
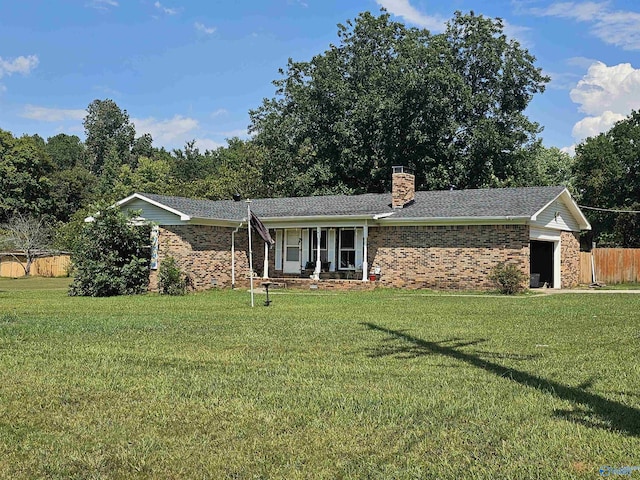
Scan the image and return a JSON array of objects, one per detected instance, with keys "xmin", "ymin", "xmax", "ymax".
[
  {"xmin": 489, "ymin": 262, "xmax": 527, "ymax": 294},
  {"xmin": 158, "ymin": 256, "xmax": 187, "ymax": 296},
  {"xmin": 69, "ymin": 206, "xmax": 151, "ymax": 297}
]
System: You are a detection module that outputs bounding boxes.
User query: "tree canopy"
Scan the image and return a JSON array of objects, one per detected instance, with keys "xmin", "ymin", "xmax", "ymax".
[
  {"xmin": 249, "ymin": 10, "xmax": 549, "ymax": 196},
  {"xmin": 84, "ymin": 99, "xmax": 136, "ymax": 174},
  {"xmin": 573, "ymin": 110, "xmax": 640, "ymax": 247},
  {"xmin": 0, "ymin": 129, "xmax": 53, "ymax": 222}
]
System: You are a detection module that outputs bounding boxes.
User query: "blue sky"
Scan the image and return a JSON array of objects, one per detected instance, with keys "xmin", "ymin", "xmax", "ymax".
[{"xmin": 1, "ymin": 0, "xmax": 639, "ymax": 155}]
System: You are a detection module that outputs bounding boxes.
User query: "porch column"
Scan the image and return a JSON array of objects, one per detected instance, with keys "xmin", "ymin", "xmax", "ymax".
[
  {"xmin": 263, "ymin": 242, "xmax": 269, "ymax": 279},
  {"xmin": 313, "ymin": 226, "xmax": 321, "ymax": 280},
  {"xmin": 362, "ymin": 223, "xmax": 369, "ymax": 281}
]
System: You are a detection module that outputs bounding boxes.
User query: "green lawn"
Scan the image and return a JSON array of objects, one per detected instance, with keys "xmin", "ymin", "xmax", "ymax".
[{"xmin": 1, "ymin": 278, "xmax": 639, "ymax": 479}]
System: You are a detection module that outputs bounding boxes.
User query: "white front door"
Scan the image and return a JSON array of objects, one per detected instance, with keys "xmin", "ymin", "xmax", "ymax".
[{"xmin": 283, "ymin": 229, "xmax": 301, "ymax": 274}]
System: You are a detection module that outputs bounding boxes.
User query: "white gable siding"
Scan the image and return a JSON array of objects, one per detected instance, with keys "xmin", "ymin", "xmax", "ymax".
[
  {"xmin": 120, "ymin": 198, "xmax": 185, "ymax": 225},
  {"xmin": 532, "ymin": 198, "xmax": 580, "ymax": 232}
]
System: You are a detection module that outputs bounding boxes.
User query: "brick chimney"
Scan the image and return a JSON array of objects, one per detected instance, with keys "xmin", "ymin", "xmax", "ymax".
[{"xmin": 392, "ymin": 166, "xmax": 415, "ymax": 208}]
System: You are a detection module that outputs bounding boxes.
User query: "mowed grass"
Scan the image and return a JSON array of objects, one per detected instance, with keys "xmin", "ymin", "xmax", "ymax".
[{"xmin": 1, "ymin": 279, "xmax": 639, "ymax": 479}]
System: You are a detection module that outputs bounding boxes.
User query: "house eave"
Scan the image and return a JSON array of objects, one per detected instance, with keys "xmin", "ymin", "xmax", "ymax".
[
  {"xmin": 186, "ymin": 217, "xmax": 246, "ymax": 227},
  {"xmin": 183, "ymin": 213, "xmax": 533, "ymax": 228},
  {"xmin": 376, "ymin": 215, "xmax": 532, "ymax": 226},
  {"xmin": 116, "ymin": 193, "xmax": 192, "ymax": 221}
]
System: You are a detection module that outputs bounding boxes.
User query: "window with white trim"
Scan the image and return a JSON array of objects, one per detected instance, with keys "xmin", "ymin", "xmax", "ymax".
[{"xmin": 339, "ymin": 228, "xmax": 356, "ymax": 270}]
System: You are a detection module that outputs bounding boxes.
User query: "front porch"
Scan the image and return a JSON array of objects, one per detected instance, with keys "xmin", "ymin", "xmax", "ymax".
[{"xmin": 259, "ymin": 225, "xmax": 374, "ymax": 283}]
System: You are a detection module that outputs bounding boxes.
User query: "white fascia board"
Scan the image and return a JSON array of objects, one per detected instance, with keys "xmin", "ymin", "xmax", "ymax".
[
  {"xmin": 117, "ymin": 193, "xmax": 191, "ymax": 221},
  {"xmin": 258, "ymin": 214, "xmax": 376, "ymax": 229},
  {"xmin": 376, "ymin": 215, "xmax": 531, "ymax": 226},
  {"xmin": 561, "ymin": 190, "xmax": 591, "ymax": 230},
  {"xmin": 187, "ymin": 217, "xmax": 245, "ymax": 227},
  {"xmin": 530, "ymin": 188, "xmax": 591, "ymax": 231}
]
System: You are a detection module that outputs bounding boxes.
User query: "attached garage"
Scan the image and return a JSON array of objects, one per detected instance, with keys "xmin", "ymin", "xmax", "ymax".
[{"xmin": 527, "ymin": 189, "xmax": 588, "ymax": 289}]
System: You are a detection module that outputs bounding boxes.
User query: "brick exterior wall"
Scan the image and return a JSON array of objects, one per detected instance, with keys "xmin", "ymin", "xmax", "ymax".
[
  {"xmin": 560, "ymin": 230, "xmax": 580, "ymax": 288},
  {"xmin": 368, "ymin": 224, "xmax": 530, "ymax": 290},
  {"xmin": 151, "ymin": 223, "xmax": 580, "ymax": 292},
  {"xmin": 151, "ymin": 225, "xmax": 249, "ymax": 291}
]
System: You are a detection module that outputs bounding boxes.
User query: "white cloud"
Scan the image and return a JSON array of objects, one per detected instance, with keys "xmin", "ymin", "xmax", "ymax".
[
  {"xmin": 568, "ymin": 61, "xmax": 640, "ymax": 142},
  {"xmin": 154, "ymin": 1, "xmax": 178, "ymax": 15},
  {"xmin": 0, "ymin": 55, "xmax": 39, "ymax": 78},
  {"xmin": 502, "ymin": 19, "xmax": 534, "ymax": 47},
  {"xmin": 545, "ymin": 70, "xmax": 581, "ymax": 90},
  {"xmin": 21, "ymin": 105, "xmax": 86, "ymax": 122},
  {"xmin": 570, "ymin": 61, "xmax": 640, "ymax": 115},
  {"xmin": 567, "ymin": 56, "xmax": 599, "ymax": 69},
  {"xmin": 195, "ymin": 22, "xmax": 216, "ymax": 35},
  {"xmin": 529, "ymin": 2, "xmax": 640, "ymax": 50},
  {"xmin": 194, "ymin": 138, "xmax": 225, "ymax": 151},
  {"xmin": 210, "ymin": 108, "xmax": 228, "ymax": 118},
  {"xmin": 86, "ymin": 0, "xmax": 118, "ymax": 11},
  {"xmin": 560, "ymin": 145, "xmax": 576, "ymax": 156},
  {"xmin": 375, "ymin": 0, "xmax": 446, "ymax": 31},
  {"xmin": 216, "ymin": 128, "xmax": 249, "ymax": 138},
  {"xmin": 572, "ymin": 111, "xmax": 626, "ymax": 140},
  {"xmin": 132, "ymin": 115, "xmax": 199, "ymax": 147},
  {"xmin": 531, "ymin": 1, "xmax": 607, "ymax": 21}
]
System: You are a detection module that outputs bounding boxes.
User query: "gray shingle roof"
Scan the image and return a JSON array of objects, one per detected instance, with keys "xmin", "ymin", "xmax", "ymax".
[{"xmin": 137, "ymin": 185, "xmax": 566, "ymax": 222}]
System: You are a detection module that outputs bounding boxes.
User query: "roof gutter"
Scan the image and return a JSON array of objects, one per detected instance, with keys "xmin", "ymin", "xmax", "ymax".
[
  {"xmin": 376, "ymin": 215, "xmax": 531, "ymax": 225},
  {"xmin": 372, "ymin": 212, "xmax": 396, "ymax": 220}
]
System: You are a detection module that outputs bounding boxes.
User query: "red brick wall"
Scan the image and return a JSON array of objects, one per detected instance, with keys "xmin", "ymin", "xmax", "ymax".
[
  {"xmin": 560, "ymin": 231, "xmax": 580, "ymax": 288},
  {"xmin": 368, "ymin": 224, "xmax": 530, "ymax": 290}
]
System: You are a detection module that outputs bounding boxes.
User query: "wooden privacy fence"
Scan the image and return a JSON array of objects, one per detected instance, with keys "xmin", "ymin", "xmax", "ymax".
[
  {"xmin": 579, "ymin": 248, "xmax": 640, "ymax": 284},
  {"xmin": 0, "ymin": 254, "xmax": 71, "ymax": 278}
]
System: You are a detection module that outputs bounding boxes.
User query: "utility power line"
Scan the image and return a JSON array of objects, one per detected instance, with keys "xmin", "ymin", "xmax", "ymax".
[{"xmin": 579, "ymin": 205, "xmax": 640, "ymax": 214}]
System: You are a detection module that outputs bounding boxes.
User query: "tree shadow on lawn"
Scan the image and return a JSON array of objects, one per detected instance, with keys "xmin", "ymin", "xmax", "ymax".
[{"xmin": 362, "ymin": 322, "xmax": 640, "ymax": 437}]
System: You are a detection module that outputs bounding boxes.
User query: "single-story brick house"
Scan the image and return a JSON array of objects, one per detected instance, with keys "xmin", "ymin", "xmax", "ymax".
[{"xmin": 116, "ymin": 167, "xmax": 591, "ymax": 291}]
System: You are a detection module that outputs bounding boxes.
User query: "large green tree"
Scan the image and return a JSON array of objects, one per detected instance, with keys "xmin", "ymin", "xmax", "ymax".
[
  {"xmin": 573, "ymin": 110, "xmax": 640, "ymax": 247},
  {"xmin": 531, "ymin": 146, "xmax": 575, "ymax": 188},
  {"xmin": 183, "ymin": 138, "xmax": 268, "ymax": 200},
  {"xmin": 0, "ymin": 129, "xmax": 53, "ymax": 222},
  {"xmin": 45, "ymin": 133, "xmax": 86, "ymax": 170},
  {"xmin": 83, "ymin": 99, "xmax": 136, "ymax": 174},
  {"xmin": 249, "ymin": 10, "xmax": 548, "ymax": 196}
]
